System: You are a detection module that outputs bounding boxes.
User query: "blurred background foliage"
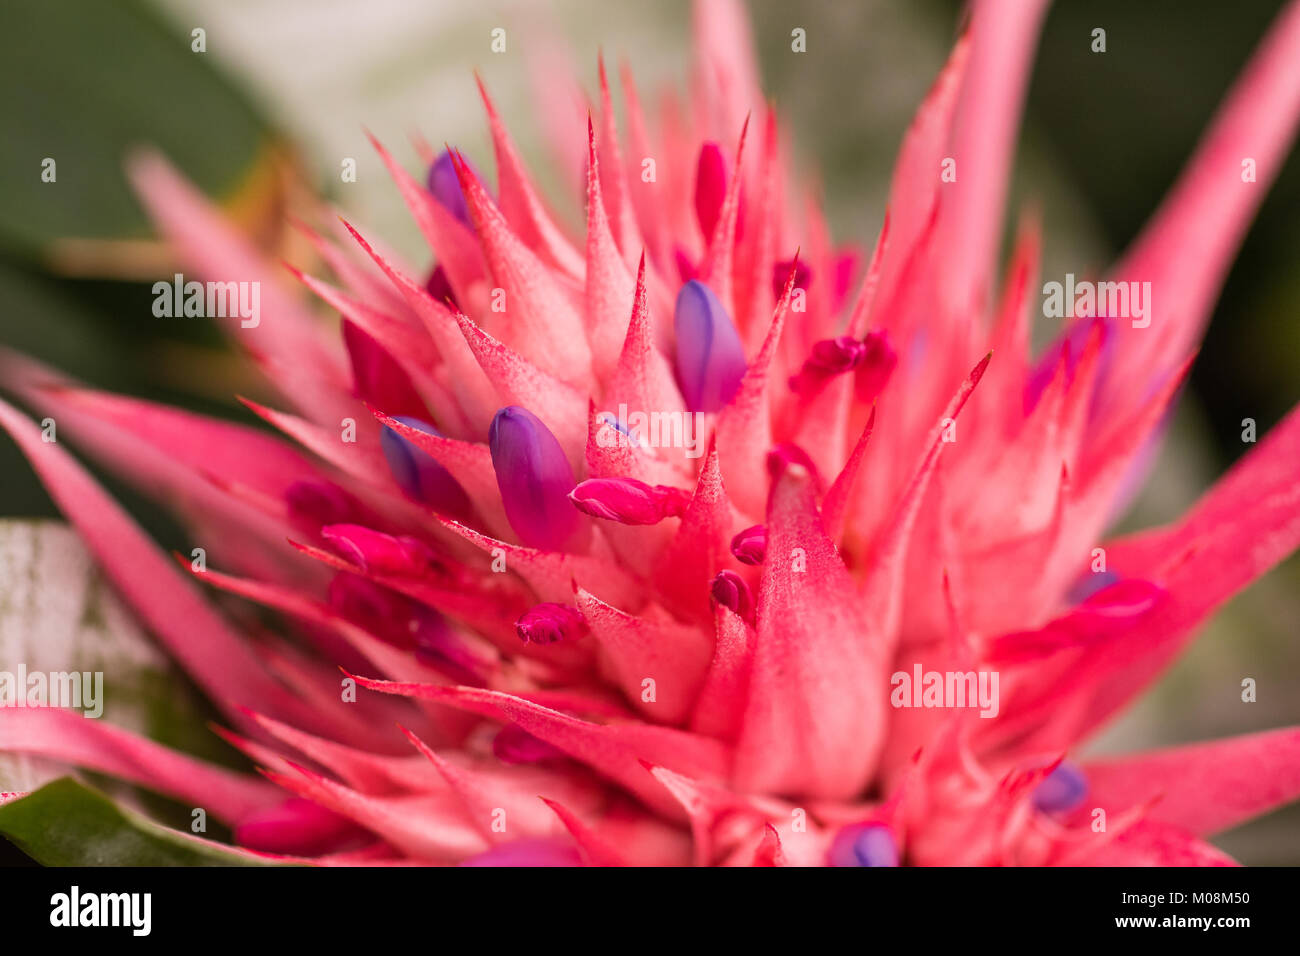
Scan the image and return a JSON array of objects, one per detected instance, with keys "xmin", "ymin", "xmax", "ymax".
[{"xmin": 0, "ymin": 0, "xmax": 1296, "ymax": 861}]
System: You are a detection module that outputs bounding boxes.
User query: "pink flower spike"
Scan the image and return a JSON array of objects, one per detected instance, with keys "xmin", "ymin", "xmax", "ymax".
[
  {"xmin": 730, "ymin": 524, "xmax": 767, "ymax": 565},
  {"xmin": 515, "ymin": 602, "xmax": 588, "ymax": 645},
  {"xmin": 6, "ymin": 0, "xmax": 1300, "ymax": 870},
  {"xmin": 569, "ymin": 477, "xmax": 691, "ymax": 525},
  {"xmin": 489, "ymin": 406, "xmax": 585, "ymax": 551}
]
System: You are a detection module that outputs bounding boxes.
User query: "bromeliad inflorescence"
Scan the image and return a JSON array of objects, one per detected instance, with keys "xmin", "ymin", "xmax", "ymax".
[{"xmin": 3, "ymin": 0, "xmax": 1300, "ymax": 866}]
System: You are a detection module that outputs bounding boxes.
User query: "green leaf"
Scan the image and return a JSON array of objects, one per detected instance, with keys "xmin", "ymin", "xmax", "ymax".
[
  {"xmin": 0, "ymin": 778, "xmax": 288, "ymax": 866},
  {"xmin": 0, "ymin": 0, "xmax": 273, "ymax": 258}
]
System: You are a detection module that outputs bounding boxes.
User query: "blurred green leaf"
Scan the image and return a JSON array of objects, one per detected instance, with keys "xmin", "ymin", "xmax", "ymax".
[
  {"xmin": 0, "ymin": 778, "xmax": 284, "ymax": 866},
  {"xmin": 0, "ymin": 0, "xmax": 271, "ymax": 257}
]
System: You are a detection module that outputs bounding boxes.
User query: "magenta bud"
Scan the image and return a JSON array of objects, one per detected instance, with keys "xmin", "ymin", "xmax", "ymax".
[
  {"xmin": 424, "ymin": 263, "xmax": 458, "ymax": 310},
  {"xmin": 694, "ymin": 141, "xmax": 727, "ymax": 241},
  {"xmin": 710, "ymin": 569, "xmax": 753, "ymax": 621},
  {"xmin": 730, "ymin": 524, "xmax": 768, "ymax": 565},
  {"xmin": 489, "ymin": 406, "xmax": 583, "ymax": 551},
  {"xmin": 515, "ymin": 602, "xmax": 587, "ymax": 645},
  {"xmin": 234, "ymin": 797, "xmax": 363, "ymax": 856},
  {"xmin": 380, "ymin": 416, "xmax": 473, "ymax": 519},
  {"xmin": 285, "ymin": 479, "xmax": 357, "ymax": 531},
  {"xmin": 788, "ymin": 336, "xmax": 867, "ymax": 393},
  {"xmin": 855, "ymin": 330, "xmax": 898, "ymax": 404},
  {"xmin": 568, "ymin": 477, "xmax": 691, "ymax": 525},
  {"xmin": 427, "ymin": 150, "xmax": 478, "ymax": 226},
  {"xmin": 493, "ymin": 725, "xmax": 566, "ymax": 764},
  {"xmin": 674, "ymin": 280, "xmax": 748, "ymax": 412},
  {"xmin": 810, "ymin": 336, "xmax": 866, "ymax": 373},
  {"xmin": 772, "ymin": 257, "xmax": 813, "ymax": 303},
  {"xmin": 342, "ymin": 320, "xmax": 426, "ymax": 419},
  {"xmin": 321, "ymin": 523, "xmax": 436, "ymax": 576}
]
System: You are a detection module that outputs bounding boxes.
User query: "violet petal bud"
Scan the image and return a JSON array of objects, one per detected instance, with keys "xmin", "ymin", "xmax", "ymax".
[
  {"xmin": 827, "ymin": 823, "xmax": 900, "ymax": 867},
  {"xmin": 489, "ymin": 406, "xmax": 583, "ymax": 551},
  {"xmin": 674, "ymin": 279, "xmax": 747, "ymax": 412},
  {"xmin": 427, "ymin": 150, "xmax": 476, "ymax": 226},
  {"xmin": 380, "ymin": 416, "xmax": 473, "ymax": 519},
  {"xmin": 1032, "ymin": 761, "xmax": 1089, "ymax": 814}
]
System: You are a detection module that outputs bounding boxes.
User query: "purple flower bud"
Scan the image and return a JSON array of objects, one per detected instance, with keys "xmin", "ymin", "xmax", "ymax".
[
  {"xmin": 674, "ymin": 280, "xmax": 747, "ymax": 412},
  {"xmin": 827, "ymin": 823, "xmax": 900, "ymax": 867},
  {"xmin": 1032, "ymin": 761, "xmax": 1089, "ymax": 814},
  {"xmin": 489, "ymin": 406, "xmax": 583, "ymax": 551},
  {"xmin": 730, "ymin": 524, "xmax": 768, "ymax": 565},
  {"xmin": 694, "ymin": 141, "xmax": 727, "ymax": 242},
  {"xmin": 515, "ymin": 602, "xmax": 587, "ymax": 645},
  {"xmin": 427, "ymin": 150, "xmax": 475, "ymax": 226},
  {"xmin": 710, "ymin": 569, "xmax": 754, "ymax": 621},
  {"xmin": 569, "ymin": 477, "xmax": 691, "ymax": 525},
  {"xmin": 380, "ymin": 416, "xmax": 473, "ymax": 519}
]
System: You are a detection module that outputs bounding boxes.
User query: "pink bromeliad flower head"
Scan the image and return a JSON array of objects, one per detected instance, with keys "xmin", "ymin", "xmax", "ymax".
[{"xmin": 4, "ymin": 0, "xmax": 1300, "ymax": 866}]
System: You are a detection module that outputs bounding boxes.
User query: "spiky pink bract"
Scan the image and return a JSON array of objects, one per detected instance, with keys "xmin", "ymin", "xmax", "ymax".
[{"xmin": 4, "ymin": 0, "xmax": 1300, "ymax": 866}]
